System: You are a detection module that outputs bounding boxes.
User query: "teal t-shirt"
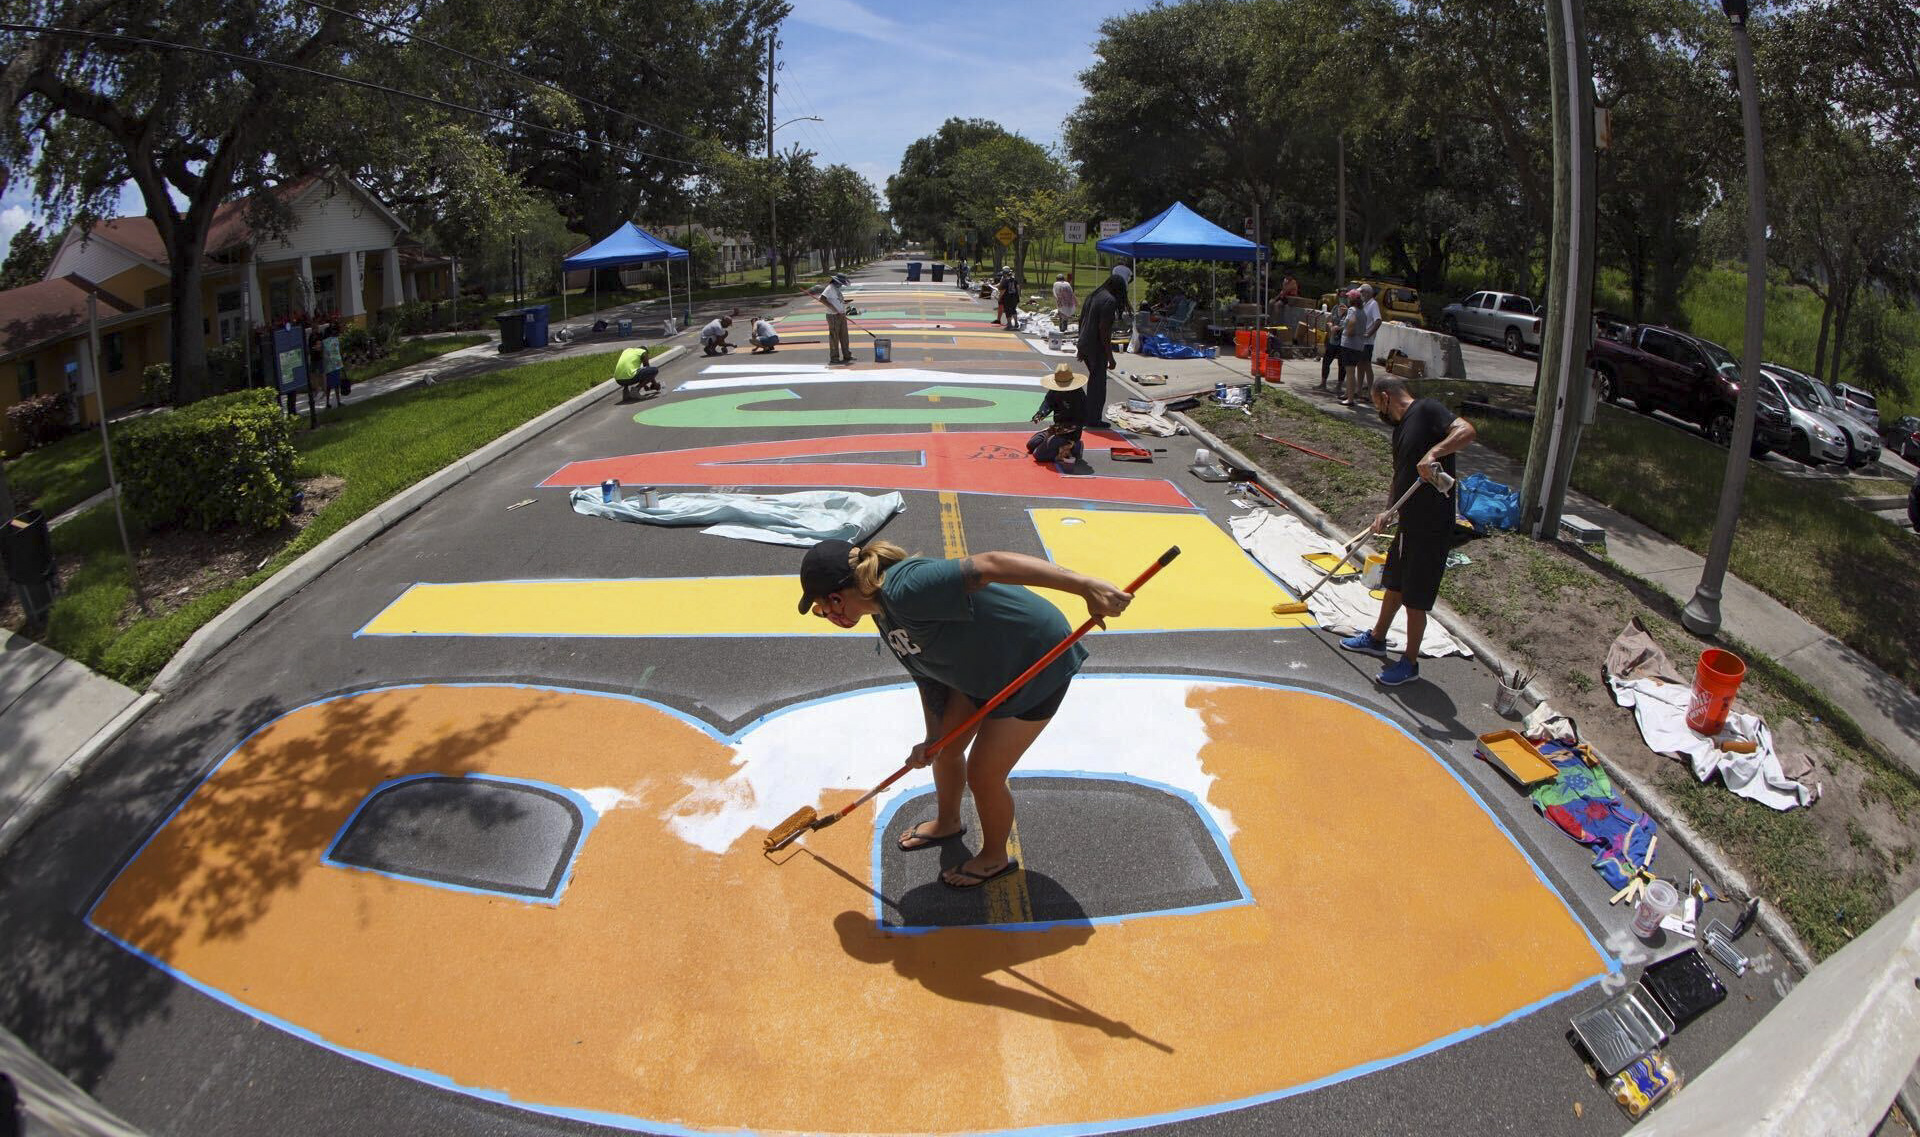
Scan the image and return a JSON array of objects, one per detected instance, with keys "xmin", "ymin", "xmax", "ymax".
[{"xmin": 874, "ymin": 557, "xmax": 1086, "ymax": 716}]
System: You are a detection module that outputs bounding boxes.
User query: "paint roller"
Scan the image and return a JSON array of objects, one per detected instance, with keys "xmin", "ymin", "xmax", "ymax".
[
  {"xmin": 764, "ymin": 547, "xmax": 1183, "ymax": 854},
  {"xmin": 1270, "ymin": 470, "xmax": 1453, "ymax": 616}
]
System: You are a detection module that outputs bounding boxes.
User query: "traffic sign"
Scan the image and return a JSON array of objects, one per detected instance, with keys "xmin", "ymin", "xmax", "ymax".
[
  {"xmin": 1098, "ymin": 220, "xmax": 1123, "ymax": 239},
  {"xmin": 1063, "ymin": 221, "xmax": 1087, "ymax": 245},
  {"xmin": 995, "ymin": 226, "xmax": 1016, "ymax": 246}
]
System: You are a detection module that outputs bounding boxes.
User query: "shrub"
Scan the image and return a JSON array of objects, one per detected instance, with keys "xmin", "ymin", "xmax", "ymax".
[
  {"xmin": 116, "ymin": 388, "xmax": 295, "ymax": 532},
  {"xmin": 340, "ymin": 323, "xmax": 379, "ymax": 365},
  {"xmin": 206, "ymin": 340, "xmax": 251, "ymax": 392},
  {"xmin": 5, "ymin": 391, "xmax": 73, "ymax": 449},
  {"xmin": 141, "ymin": 362, "xmax": 174, "ymax": 406}
]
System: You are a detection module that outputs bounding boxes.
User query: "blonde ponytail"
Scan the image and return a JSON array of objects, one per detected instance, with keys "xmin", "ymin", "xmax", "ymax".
[{"xmin": 850, "ymin": 539, "xmax": 909, "ymax": 595}]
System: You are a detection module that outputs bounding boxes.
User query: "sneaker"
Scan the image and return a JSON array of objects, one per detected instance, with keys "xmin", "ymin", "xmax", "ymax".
[
  {"xmin": 1377, "ymin": 658, "xmax": 1421, "ymax": 686},
  {"xmin": 1339, "ymin": 630, "xmax": 1390, "ymax": 657}
]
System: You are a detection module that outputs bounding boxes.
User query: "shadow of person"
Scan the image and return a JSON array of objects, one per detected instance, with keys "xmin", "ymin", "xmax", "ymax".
[
  {"xmin": 831, "ymin": 893, "xmax": 1173, "ymax": 1053},
  {"xmin": 1386, "ymin": 678, "xmax": 1477, "ymax": 742}
]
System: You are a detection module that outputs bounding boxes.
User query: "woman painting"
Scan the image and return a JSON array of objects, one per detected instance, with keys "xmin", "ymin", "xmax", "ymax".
[{"xmin": 797, "ymin": 540, "xmax": 1131, "ymax": 887}]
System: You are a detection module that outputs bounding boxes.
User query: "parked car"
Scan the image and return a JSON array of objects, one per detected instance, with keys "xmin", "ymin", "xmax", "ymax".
[
  {"xmin": 1757, "ymin": 366, "xmax": 1850, "ymax": 465},
  {"xmin": 1589, "ymin": 316, "xmax": 1748, "ymax": 447},
  {"xmin": 1440, "ymin": 291, "xmax": 1543, "ymax": 355},
  {"xmin": 1777, "ymin": 367, "xmax": 1883, "ymax": 467},
  {"xmin": 1316, "ymin": 278, "xmax": 1425, "ymax": 327},
  {"xmin": 1881, "ymin": 415, "xmax": 1920, "ymax": 462},
  {"xmin": 1832, "ymin": 382, "xmax": 1881, "ymax": 428}
]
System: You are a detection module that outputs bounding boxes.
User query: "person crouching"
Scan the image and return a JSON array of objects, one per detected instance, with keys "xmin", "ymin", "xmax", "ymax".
[
  {"xmin": 700, "ymin": 315, "xmax": 733, "ymax": 355},
  {"xmin": 1026, "ymin": 363, "xmax": 1088, "ymax": 475}
]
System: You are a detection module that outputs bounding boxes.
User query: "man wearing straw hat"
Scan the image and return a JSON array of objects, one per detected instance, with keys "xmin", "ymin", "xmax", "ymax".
[{"xmin": 1026, "ymin": 363, "xmax": 1089, "ymax": 475}]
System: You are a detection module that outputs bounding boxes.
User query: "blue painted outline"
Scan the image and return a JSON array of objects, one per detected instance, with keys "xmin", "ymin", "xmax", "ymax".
[
  {"xmin": 319, "ymin": 773, "xmax": 599, "ymax": 905},
  {"xmin": 870, "ymin": 769, "xmax": 1254, "ymax": 934},
  {"xmin": 84, "ymin": 675, "xmax": 1616, "ymax": 1137},
  {"xmin": 1026, "ymin": 509, "xmax": 1315, "ymax": 633}
]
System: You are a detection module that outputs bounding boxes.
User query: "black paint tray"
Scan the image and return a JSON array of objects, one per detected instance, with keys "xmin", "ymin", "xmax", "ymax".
[{"xmin": 1639, "ymin": 948, "xmax": 1727, "ymax": 1030}]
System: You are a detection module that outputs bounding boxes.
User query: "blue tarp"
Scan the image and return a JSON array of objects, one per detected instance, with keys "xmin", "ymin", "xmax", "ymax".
[
  {"xmin": 563, "ymin": 222, "xmax": 688, "ymax": 270},
  {"xmin": 1095, "ymin": 202, "xmax": 1259, "ymax": 262}
]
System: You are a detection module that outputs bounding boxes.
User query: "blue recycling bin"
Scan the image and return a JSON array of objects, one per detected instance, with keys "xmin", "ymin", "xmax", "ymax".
[
  {"xmin": 931, "ymin": 262, "xmax": 945, "ymax": 282},
  {"xmin": 906, "ymin": 261, "xmax": 922, "ymax": 281},
  {"xmin": 522, "ymin": 304, "xmax": 550, "ymax": 348}
]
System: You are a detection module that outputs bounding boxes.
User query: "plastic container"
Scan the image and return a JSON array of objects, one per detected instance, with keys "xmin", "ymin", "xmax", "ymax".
[
  {"xmin": 1234, "ymin": 329, "xmax": 1253, "ymax": 358},
  {"xmin": 1685, "ymin": 648, "xmax": 1747, "ymax": 735},
  {"xmin": 1360, "ymin": 553, "xmax": 1387, "ymax": 589},
  {"xmin": 1261, "ymin": 354, "xmax": 1285, "ymax": 381},
  {"xmin": 1632, "ymin": 879, "xmax": 1680, "ymax": 939},
  {"xmin": 906, "ymin": 261, "xmax": 921, "ymax": 282},
  {"xmin": 494, "ymin": 312, "xmax": 525, "ymax": 352},
  {"xmin": 1494, "ymin": 677, "xmax": 1524, "ymax": 718}
]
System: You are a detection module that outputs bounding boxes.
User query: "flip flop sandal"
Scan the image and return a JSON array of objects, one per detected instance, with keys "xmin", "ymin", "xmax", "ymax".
[
  {"xmin": 897, "ymin": 823, "xmax": 967, "ymax": 851},
  {"xmin": 943, "ymin": 860, "xmax": 1019, "ymax": 889}
]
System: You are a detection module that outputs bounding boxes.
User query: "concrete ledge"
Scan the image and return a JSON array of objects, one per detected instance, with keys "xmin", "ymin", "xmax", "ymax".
[
  {"xmin": 149, "ymin": 345, "xmax": 685, "ymax": 697},
  {"xmin": 1155, "ymin": 385, "xmax": 1820, "ymax": 983},
  {"xmin": 1632, "ymin": 886, "xmax": 1920, "ymax": 1135},
  {"xmin": 2, "ymin": 1022, "xmax": 146, "ymax": 1136},
  {"xmin": 1375, "ymin": 323, "xmax": 1467, "ymax": 380}
]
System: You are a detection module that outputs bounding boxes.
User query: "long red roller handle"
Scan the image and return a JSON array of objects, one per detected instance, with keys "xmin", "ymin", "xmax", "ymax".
[{"xmin": 821, "ymin": 546, "xmax": 1182, "ymax": 825}]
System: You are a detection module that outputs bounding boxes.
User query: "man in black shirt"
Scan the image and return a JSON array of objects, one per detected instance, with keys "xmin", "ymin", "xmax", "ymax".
[
  {"xmin": 1075, "ymin": 265, "xmax": 1131, "ymax": 429},
  {"xmin": 1339, "ymin": 376, "xmax": 1476, "ymax": 685}
]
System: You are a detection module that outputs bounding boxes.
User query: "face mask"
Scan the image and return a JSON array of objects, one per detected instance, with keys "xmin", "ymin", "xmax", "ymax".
[{"xmin": 1377, "ymin": 407, "xmax": 1391, "ymax": 424}]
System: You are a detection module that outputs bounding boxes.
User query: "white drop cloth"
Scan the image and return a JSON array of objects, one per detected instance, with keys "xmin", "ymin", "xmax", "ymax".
[
  {"xmin": 1229, "ymin": 511, "xmax": 1471, "ymax": 658},
  {"xmin": 570, "ymin": 489, "xmax": 904, "ymax": 548},
  {"xmin": 1606, "ymin": 675, "xmax": 1816, "ymax": 810}
]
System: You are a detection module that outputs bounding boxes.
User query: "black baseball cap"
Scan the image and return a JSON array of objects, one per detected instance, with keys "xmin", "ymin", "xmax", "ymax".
[{"xmin": 796, "ymin": 539, "xmax": 858, "ymax": 614}]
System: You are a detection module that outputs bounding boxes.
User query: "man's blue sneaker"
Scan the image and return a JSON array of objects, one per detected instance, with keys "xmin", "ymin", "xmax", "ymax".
[
  {"xmin": 1340, "ymin": 630, "xmax": 1390, "ymax": 657},
  {"xmin": 1377, "ymin": 658, "xmax": 1421, "ymax": 686}
]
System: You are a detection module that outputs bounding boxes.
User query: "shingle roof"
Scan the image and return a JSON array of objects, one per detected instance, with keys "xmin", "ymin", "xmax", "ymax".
[{"xmin": 0, "ymin": 274, "xmax": 137, "ymax": 357}]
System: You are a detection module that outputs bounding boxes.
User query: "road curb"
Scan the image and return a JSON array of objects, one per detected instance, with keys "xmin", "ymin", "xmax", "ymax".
[
  {"xmin": 0, "ymin": 691, "xmax": 158, "ymax": 862},
  {"xmin": 1149, "ymin": 381, "xmax": 1819, "ymax": 980},
  {"xmin": 147, "ymin": 344, "xmax": 686, "ymax": 698}
]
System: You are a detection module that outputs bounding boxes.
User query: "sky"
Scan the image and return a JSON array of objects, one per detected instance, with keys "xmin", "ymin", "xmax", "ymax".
[{"xmin": 0, "ymin": 0, "xmax": 1133, "ymax": 261}]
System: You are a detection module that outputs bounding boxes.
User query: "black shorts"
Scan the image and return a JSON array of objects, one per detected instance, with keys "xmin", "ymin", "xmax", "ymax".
[
  {"xmin": 916, "ymin": 675, "xmax": 1073, "ymax": 723},
  {"xmin": 1381, "ymin": 529, "xmax": 1449, "ymax": 611},
  {"xmin": 1341, "ymin": 344, "xmax": 1368, "ymax": 366}
]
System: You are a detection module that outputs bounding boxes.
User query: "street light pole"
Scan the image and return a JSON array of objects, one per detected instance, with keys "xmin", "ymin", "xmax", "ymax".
[{"xmin": 1682, "ymin": 0, "xmax": 1767, "ymax": 636}]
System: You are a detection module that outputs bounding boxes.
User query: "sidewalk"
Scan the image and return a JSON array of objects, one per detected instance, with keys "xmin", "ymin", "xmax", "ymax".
[{"xmin": 1101, "ymin": 347, "xmax": 1920, "ymax": 771}]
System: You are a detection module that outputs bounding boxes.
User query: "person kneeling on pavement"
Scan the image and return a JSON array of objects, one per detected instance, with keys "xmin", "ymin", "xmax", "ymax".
[
  {"xmin": 749, "ymin": 315, "xmax": 779, "ymax": 353},
  {"xmin": 613, "ymin": 346, "xmax": 660, "ymax": 401},
  {"xmin": 700, "ymin": 315, "xmax": 734, "ymax": 355},
  {"xmin": 1339, "ymin": 377, "xmax": 1476, "ymax": 686},
  {"xmin": 1026, "ymin": 363, "xmax": 1088, "ymax": 475}
]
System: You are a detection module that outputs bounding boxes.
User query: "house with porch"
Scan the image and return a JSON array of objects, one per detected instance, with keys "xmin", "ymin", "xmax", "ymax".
[{"xmin": 1, "ymin": 171, "xmax": 453, "ymax": 453}]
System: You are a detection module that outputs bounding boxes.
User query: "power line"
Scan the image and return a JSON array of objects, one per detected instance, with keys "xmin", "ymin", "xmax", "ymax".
[
  {"xmin": 0, "ymin": 21, "xmax": 702, "ymax": 168},
  {"xmin": 306, "ymin": 0, "xmax": 708, "ymax": 149}
]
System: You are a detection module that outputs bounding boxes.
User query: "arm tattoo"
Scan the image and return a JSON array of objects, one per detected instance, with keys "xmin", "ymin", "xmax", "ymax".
[{"xmin": 959, "ymin": 556, "xmax": 983, "ymax": 592}]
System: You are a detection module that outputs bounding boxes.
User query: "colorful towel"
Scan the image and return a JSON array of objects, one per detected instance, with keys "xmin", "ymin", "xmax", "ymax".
[{"xmin": 1529, "ymin": 743, "xmax": 1657, "ymax": 889}]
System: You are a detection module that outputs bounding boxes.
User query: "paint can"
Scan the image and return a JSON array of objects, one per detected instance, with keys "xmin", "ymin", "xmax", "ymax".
[
  {"xmin": 635, "ymin": 486, "xmax": 659, "ymax": 508},
  {"xmin": 1361, "ymin": 553, "xmax": 1387, "ymax": 590},
  {"xmin": 873, "ymin": 338, "xmax": 892, "ymax": 363},
  {"xmin": 601, "ymin": 478, "xmax": 621, "ymax": 503},
  {"xmin": 1632, "ymin": 879, "xmax": 1679, "ymax": 939}
]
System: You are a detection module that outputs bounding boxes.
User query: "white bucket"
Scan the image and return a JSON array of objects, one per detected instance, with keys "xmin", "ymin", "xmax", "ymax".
[{"xmin": 1632, "ymin": 879, "xmax": 1679, "ymax": 939}]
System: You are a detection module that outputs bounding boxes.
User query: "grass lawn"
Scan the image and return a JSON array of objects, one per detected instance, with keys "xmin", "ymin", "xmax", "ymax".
[
  {"xmin": 346, "ymin": 333, "xmax": 488, "ymax": 384},
  {"xmin": 1419, "ymin": 387, "xmax": 1920, "ymax": 693},
  {"xmin": 27, "ymin": 350, "xmax": 621, "ymax": 687},
  {"xmin": 1195, "ymin": 386, "xmax": 1920, "ymax": 959},
  {"xmin": 3, "ymin": 429, "xmax": 118, "ymax": 518}
]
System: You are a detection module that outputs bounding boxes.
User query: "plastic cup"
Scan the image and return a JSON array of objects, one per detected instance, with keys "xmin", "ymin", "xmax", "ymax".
[{"xmin": 1632, "ymin": 879, "xmax": 1680, "ymax": 939}]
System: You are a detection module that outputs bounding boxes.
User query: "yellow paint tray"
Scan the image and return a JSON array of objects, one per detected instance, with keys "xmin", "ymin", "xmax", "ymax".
[
  {"xmin": 1302, "ymin": 552, "xmax": 1360, "ymax": 578},
  {"xmin": 1475, "ymin": 730, "xmax": 1557, "ymax": 788}
]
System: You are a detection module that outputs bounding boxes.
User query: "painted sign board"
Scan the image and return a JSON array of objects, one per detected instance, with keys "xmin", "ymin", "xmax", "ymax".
[
  {"xmin": 272, "ymin": 326, "xmax": 308, "ymax": 394},
  {"xmin": 1098, "ymin": 220, "xmax": 1123, "ymax": 239}
]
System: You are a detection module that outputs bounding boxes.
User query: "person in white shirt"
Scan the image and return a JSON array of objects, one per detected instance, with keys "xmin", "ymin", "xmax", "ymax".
[
  {"xmin": 700, "ymin": 315, "xmax": 733, "ymax": 356},
  {"xmin": 749, "ymin": 316, "xmax": 779, "ymax": 353},
  {"xmin": 1051, "ymin": 273, "xmax": 1077, "ymax": 330},
  {"xmin": 1358, "ymin": 284, "xmax": 1384, "ymax": 397},
  {"xmin": 813, "ymin": 274, "xmax": 853, "ymax": 364}
]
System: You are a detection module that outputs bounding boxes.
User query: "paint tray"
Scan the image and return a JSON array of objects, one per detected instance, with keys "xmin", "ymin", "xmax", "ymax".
[
  {"xmin": 1301, "ymin": 552, "xmax": 1360, "ymax": 578},
  {"xmin": 1570, "ymin": 986, "xmax": 1673, "ymax": 1076},
  {"xmin": 1110, "ymin": 445, "xmax": 1154, "ymax": 462},
  {"xmin": 1475, "ymin": 730, "xmax": 1556, "ymax": 788},
  {"xmin": 1639, "ymin": 948, "xmax": 1726, "ymax": 1030}
]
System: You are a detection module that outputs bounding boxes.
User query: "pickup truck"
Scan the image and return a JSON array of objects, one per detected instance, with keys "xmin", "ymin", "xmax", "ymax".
[
  {"xmin": 1590, "ymin": 317, "xmax": 1786, "ymax": 454},
  {"xmin": 1439, "ymin": 291, "xmax": 1543, "ymax": 355}
]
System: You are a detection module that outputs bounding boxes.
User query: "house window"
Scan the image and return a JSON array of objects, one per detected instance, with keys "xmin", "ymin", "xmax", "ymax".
[
  {"xmin": 312, "ymin": 272, "xmax": 337, "ymax": 316},
  {"xmin": 104, "ymin": 332, "xmax": 125, "ymax": 373},
  {"xmin": 269, "ymin": 278, "xmax": 292, "ymax": 320},
  {"xmin": 17, "ymin": 360, "xmax": 37, "ymax": 398}
]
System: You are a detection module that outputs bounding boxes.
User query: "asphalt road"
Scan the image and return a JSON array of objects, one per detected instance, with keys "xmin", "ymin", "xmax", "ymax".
[{"xmin": 0, "ymin": 260, "xmax": 1794, "ymax": 1136}]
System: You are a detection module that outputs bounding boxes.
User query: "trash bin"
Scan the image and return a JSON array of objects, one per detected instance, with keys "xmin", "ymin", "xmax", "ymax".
[
  {"xmin": 3, "ymin": 509, "xmax": 55, "ymax": 630},
  {"xmin": 494, "ymin": 312, "xmax": 525, "ymax": 352},
  {"xmin": 931, "ymin": 262, "xmax": 945, "ymax": 282},
  {"xmin": 523, "ymin": 304, "xmax": 550, "ymax": 349},
  {"xmin": 906, "ymin": 261, "xmax": 922, "ymax": 282}
]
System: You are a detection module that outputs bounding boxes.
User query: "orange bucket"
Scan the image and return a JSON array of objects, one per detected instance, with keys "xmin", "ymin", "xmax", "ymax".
[
  {"xmin": 1262, "ymin": 354, "xmax": 1285, "ymax": 381},
  {"xmin": 1234, "ymin": 329, "xmax": 1253, "ymax": 358},
  {"xmin": 1685, "ymin": 648, "xmax": 1746, "ymax": 735}
]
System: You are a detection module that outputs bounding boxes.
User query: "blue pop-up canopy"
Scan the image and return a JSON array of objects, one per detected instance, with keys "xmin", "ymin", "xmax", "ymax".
[
  {"xmin": 1095, "ymin": 202, "xmax": 1258, "ymax": 262},
  {"xmin": 563, "ymin": 222, "xmax": 690, "ymax": 326}
]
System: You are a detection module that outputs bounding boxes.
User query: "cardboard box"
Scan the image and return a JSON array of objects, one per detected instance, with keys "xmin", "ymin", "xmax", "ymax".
[{"xmin": 1385, "ymin": 357, "xmax": 1427, "ymax": 379}]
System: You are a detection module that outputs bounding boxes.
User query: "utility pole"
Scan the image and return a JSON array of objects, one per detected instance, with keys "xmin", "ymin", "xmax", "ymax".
[
  {"xmin": 1682, "ymin": 0, "xmax": 1767, "ymax": 636},
  {"xmin": 766, "ymin": 37, "xmax": 777, "ymax": 293},
  {"xmin": 1519, "ymin": 0, "xmax": 1598, "ymax": 540}
]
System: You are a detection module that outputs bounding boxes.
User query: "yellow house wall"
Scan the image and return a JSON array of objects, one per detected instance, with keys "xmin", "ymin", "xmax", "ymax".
[
  {"xmin": 1, "ymin": 315, "xmax": 167, "ymax": 454},
  {"xmin": 97, "ymin": 263, "xmax": 168, "ymax": 310}
]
